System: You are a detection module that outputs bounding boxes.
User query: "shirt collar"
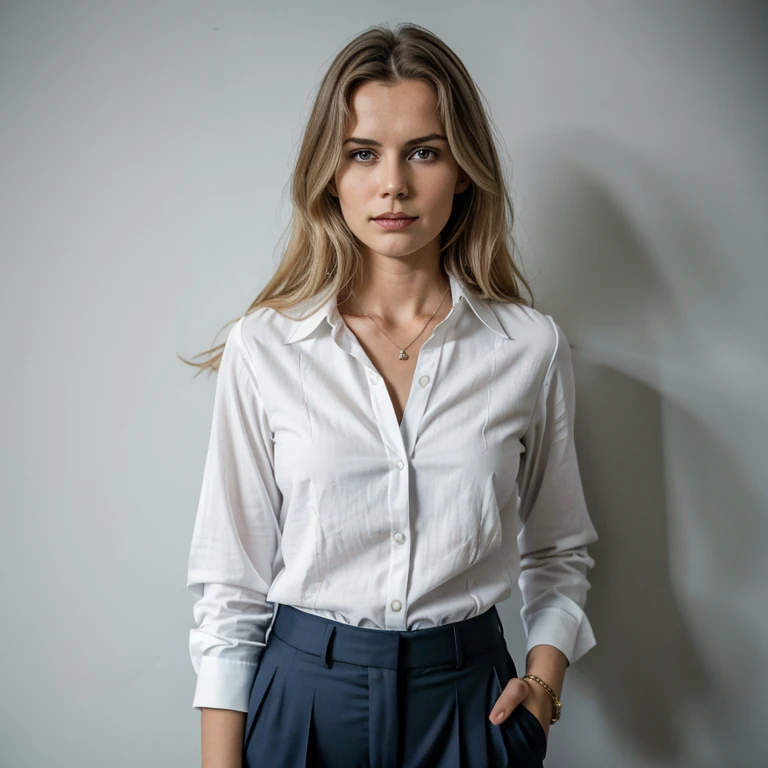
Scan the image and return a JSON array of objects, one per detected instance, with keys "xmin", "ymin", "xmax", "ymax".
[{"xmin": 281, "ymin": 271, "xmax": 512, "ymax": 345}]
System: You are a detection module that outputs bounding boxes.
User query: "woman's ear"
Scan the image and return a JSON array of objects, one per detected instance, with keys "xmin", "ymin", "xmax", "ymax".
[
  {"xmin": 454, "ymin": 175, "xmax": 471, "ymax": 195},
  {"xmin": 327, "ymin": 179, "xmax": 338, "ymax": 198}
]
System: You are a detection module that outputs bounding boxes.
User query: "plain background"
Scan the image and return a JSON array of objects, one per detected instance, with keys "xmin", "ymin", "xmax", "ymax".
[{"xmin": 2, "ymin": 1, "xmax": 767, "ymax": 766}]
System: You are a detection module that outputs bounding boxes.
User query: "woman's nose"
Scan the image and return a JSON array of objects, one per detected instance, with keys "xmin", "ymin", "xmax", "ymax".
[{"xmin": 378, "ymin": 157, "xmax": 409, "ymax": 197}]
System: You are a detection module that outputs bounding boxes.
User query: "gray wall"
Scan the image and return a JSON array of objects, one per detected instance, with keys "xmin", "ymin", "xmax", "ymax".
[{"xmin": 1, "ymin": 1, "xmax": 766, "ymax": 765}]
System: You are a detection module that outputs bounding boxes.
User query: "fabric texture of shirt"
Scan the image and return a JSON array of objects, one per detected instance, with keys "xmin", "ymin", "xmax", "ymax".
[{"xmin": 187, "ymin": 271, "xmax": 599, "ymax": 712}]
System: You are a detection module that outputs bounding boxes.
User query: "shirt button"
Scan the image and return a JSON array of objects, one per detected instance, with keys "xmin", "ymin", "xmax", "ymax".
[
  {"xmin": 369, "ymin": 372, "xmax": 380, "ymax": 384},
  {"xmin": 418, "ymin": 375, "xmax": 430, "ymax": 387},
  {"xmin": 396, "ymin": 460, "xmax": 405, "ymax": 470},
  {"xmin": 393, "ymin": 532, "xmax": 405, "ymax": 544},
  {"xmin": 391, "ymin": 600, "xmax": 402, "ymax": 611}
]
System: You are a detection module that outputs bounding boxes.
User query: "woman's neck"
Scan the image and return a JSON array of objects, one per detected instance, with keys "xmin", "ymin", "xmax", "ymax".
[{"xmin": 338, "ymin": 268, "xmax": 450, "ymax": 325}]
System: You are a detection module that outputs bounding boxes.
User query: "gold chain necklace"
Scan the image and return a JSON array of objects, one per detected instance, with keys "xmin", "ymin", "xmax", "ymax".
[{"xmin": 349, "ymin": 282, "xmax": 451, "ymax": 360}]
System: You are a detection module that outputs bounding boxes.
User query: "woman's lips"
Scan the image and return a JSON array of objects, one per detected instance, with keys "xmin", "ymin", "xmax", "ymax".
[{"xmin": 373, "ymin": 217, "xmax": 418, "ymax": 230}]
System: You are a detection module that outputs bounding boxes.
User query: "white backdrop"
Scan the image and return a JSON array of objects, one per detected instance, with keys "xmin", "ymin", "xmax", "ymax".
[{"xmin": 1, "ymin": 1, "xmax": 766, "ymax": 765}]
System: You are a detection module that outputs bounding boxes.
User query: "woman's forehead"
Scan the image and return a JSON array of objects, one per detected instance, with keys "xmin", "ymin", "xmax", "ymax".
[{"xmin": 346, "ymin": 86, "xmax": 442, "ymax": 141}]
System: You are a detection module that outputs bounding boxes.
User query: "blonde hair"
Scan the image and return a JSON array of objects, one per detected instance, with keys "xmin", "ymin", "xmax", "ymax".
[{"xmin": 179, "ymin": 22, "xmax": 533, "ymax": 376}]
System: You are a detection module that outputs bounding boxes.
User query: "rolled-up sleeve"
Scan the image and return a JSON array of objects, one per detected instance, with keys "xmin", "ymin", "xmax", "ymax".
[
  {"xmin": 187, "ymin": 316, "xmax": 282, "ymax": 712},
  {"xmin": 515, "ymin": 315, "xmax": 599, "ymax": 667}
]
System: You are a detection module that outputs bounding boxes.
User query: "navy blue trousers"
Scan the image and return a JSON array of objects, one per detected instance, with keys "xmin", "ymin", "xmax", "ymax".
[{"xmin": 243, "ymin": 603, "xmax": 548, "ymax": 767}]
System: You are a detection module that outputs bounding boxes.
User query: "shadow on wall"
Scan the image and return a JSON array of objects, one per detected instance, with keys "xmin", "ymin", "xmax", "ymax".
[{"xmin": 501, "ymin": 126, "xmax": 766, "ymax": 767}]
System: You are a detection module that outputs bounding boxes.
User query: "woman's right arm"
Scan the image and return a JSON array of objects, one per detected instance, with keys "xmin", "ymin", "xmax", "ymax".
[
  {"xmin": 201, "ymin": 708, "xmax": 246, "ymax": 768},
  {"xmin": 187, "ymin": 316, "xmax": 283, "ymax": 763}
]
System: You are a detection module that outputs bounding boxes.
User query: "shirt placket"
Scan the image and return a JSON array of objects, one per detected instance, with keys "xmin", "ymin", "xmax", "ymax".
[{"xmin": 333, "ymin": 305, "xmax": 459, "ymax": 629}]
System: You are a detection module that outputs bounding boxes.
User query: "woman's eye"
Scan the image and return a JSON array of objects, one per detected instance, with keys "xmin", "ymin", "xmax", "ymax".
[{"xmin": 349, "ymin": 148, "xmax": 439, "ymax": 163}]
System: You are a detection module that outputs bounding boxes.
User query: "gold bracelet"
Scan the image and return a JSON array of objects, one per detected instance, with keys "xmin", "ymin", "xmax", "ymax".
[{"xmin": 521, "ymin": 674, "xmax": 562, "ymax": 724}]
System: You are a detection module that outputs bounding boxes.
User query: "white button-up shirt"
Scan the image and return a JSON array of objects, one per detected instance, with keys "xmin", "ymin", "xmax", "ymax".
[{"xmin": 187, "ymin": 272, "xmax": 599, "ymax": 712}]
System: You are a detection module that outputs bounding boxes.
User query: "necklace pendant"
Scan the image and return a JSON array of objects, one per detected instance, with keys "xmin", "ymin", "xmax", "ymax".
[{"xmin": 398, "ymin": 349, "xmax": 408, "ymax": 360}]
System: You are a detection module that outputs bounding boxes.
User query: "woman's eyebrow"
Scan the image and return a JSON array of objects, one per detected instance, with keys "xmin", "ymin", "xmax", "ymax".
[{"xmin": 342, "ymin": 133, "xmax": 448, "ymax": 147}]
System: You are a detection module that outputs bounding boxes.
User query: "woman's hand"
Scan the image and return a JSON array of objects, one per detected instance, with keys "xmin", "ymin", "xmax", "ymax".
[{"xmin": 488, "ymin": 676, "xmax": 551, "ymax": 741}]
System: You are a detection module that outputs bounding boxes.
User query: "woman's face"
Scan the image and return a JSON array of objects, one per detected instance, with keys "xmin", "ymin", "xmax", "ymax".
[{"xmin": 329, "ymin": 79, "xmax": 470, "ymax": 263}]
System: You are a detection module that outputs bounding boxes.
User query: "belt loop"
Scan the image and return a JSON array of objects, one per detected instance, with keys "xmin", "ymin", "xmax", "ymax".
[
  {"xmin": 453, "ymin": 625, "xmax": 463, "ymax": 669},
  {"xmin": 321, "ymin": 623, "xmax": 336, "ymax": 668},
  {"xmin": 496, "ymin": 608, "xmax": 505, "ymax": 640}
]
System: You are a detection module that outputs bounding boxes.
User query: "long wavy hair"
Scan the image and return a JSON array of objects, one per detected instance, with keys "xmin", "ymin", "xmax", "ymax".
[{"xmin": 179, "ymin": 22, "xmax": 534, "ymax": 376}]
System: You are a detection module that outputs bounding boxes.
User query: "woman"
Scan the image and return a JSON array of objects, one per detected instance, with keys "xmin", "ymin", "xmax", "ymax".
[{"xmin": 183, "ymin": 22, "xmax": 598, "ymax": 768}]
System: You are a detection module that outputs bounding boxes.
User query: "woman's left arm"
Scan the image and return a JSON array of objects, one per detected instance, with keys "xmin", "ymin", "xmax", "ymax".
[
  {"xmin": 522, "ymin": 644, "xmax": 567, "ymax": 739},
  {"xmin": 514, "ymin": 316, "xmax": 600, "ymax": 730}
]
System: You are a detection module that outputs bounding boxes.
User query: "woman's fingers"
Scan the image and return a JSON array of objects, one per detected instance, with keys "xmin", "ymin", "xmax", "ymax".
[{"xmin": 488, "ymin": 677, "xmax": 528, "ymax": 724}]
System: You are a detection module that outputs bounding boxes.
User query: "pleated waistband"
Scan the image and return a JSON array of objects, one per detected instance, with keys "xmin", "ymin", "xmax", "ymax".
[{"xmin": 270, "ymin": 603, "xmax": 505, "ymax": 671}]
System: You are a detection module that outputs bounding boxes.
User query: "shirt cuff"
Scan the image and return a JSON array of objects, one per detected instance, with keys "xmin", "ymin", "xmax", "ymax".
[
  {"xmin": 191, "ymin": 655, "xmax": 260, "ymax": 712},
  {"xmin": 523, "ymin": 606, "xmax": 597, "ymax": 666}
]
